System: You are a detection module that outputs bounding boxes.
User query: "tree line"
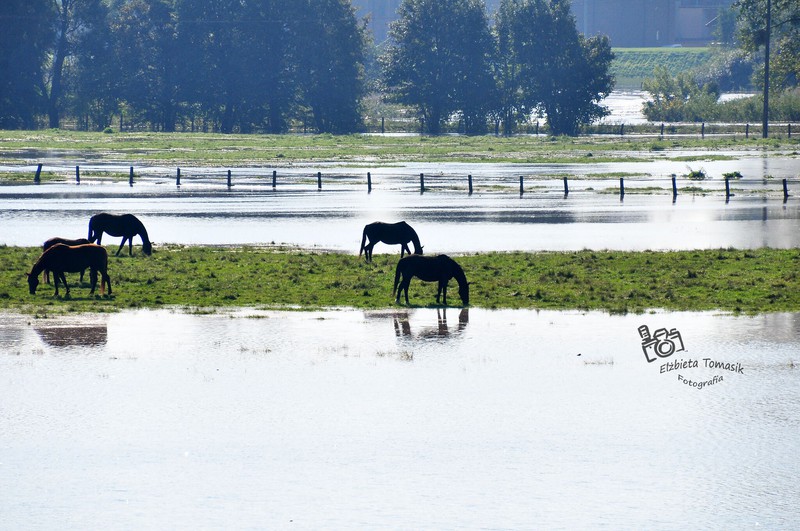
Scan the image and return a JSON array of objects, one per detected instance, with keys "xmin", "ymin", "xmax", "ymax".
[{"xmin": 1, "ymin": 0, "xmax": 613, "ymax": 135}]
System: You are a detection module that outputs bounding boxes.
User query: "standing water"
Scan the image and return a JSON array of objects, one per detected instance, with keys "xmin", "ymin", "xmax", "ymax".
[{"xmin": 1, "ymin": 308, "xmax": 799, "ymax": 528}]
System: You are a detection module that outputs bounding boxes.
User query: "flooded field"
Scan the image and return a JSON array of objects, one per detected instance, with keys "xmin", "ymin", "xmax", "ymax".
[
  {"xmin": 3, "ymin": 109, "xmax": 799, "ymax": 527},
  {"xmin": 2, "ymin": 308, "xmax": 799, "ymax": 528},
  {"xmin": 1, "ymin": 157, "xmax": 799, "ymax": 253}
]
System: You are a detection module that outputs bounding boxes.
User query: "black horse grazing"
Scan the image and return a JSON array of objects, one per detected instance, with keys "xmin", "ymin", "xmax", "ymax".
[
  {"xmin": 393, "ymin": 254, "xmax": 469, "ymax": 306},
  {"xmin": 42, "ymin": 237, "xmax": 90, "ymax": 284},
  {"xmin": 359, "ymin": 221, "xmax": 423, "ymax": 262},
  {"xmin": 27, "ymin": 243, "xmax": 112, "ymax": 297},
  {"xmin": 88, "ymin": 213, "xmax": 152, "ymax": 256}
]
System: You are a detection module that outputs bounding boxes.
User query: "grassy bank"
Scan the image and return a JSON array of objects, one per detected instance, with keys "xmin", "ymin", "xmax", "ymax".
[
  {"xmin": 2, "ymin": 246, "xmax": 798, "ymax": 315},
  {"xmin": 612, "ymin": 47, "xmax": 714, "ymax": 90}
]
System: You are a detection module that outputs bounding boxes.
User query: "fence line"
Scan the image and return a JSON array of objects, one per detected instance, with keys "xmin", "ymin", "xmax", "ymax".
[{"xmin": 25, "ymin": 164, "xmax": 798, "ymax": 202}]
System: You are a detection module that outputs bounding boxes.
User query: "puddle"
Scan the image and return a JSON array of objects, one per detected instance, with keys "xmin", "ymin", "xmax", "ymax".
[{"xmin": 1, "ymin": 308, "xmax": 799, "ymax": 528}]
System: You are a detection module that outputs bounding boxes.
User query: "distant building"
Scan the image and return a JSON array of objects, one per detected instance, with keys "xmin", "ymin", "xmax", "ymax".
[
  {"xmin": 353, "ymin": 0, "xmax": 733, "ymax": 47},
  {"xmin": 572, "ymin": 0, "xmax": 735, "ymax": 47}
]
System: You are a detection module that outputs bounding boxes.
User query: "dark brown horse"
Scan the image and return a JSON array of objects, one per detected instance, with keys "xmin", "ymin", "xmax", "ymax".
[
  {"xmin": 359, "ymin": 221, "xmax": 423, "ymax": 262},
  {"xmin": 393, "ymin": 254, "xmax": 469, "ymax": 306},
  {"xmin": 42, "ymin": 237, "xmax": 90, "ymax": 283},
  {"xmin": 27, "ymin": 243, "xmax": 112, "ymax": 297},
  {"xmin": 88, "ymin": 213, "xmax": 152, "ymax": 256}
]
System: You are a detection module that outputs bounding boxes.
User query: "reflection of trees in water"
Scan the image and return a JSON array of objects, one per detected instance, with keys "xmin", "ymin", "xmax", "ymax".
[
  {"xmin": 35, "ymin": 326, "xmax": 108, "ymax": 348},
  {"xmin": 392, "ymin": 308, "xmax": 469, "ymax": 340}
]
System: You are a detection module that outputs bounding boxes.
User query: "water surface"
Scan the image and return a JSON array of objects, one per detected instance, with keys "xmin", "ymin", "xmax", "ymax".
[{"xmin": 1, "ymin": 308, "xmax": 798, "ymax": 528}]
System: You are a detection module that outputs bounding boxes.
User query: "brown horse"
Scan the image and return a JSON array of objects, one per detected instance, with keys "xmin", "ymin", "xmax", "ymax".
[
  {"xmin": 359, "ymin": 221, "xmax": 423, "ymax": 262},
  {"xmin": 27, "ymin": 243, "xmax": 112, "ymax": 297},
  {"xmin": 88, "ymin": 213, "xmax": 152, "ymax": 256},
  {"xmin": 42, "ymin": 237, "xmax": 90, "ymax": 283},
  {"xmin": 393, "ymin": 254, "xmax": 469, "ymax": 306}
]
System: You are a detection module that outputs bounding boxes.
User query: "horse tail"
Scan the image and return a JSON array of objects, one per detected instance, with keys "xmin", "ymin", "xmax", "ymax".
[
  {"xmin": 393, "ymin": 260, "xmax": 402, "ymax": 296},
  {"xmin": 359, "ymin": 226, "xmax": 368, "ymax": 257}
]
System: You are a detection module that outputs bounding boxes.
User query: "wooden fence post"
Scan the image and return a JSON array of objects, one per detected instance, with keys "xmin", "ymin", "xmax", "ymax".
[
  {"xmin": 34, "ymin": 163, "xmax": 42, "ymax": 184},
  {"xmin": 725, "ymin": 176, "xmax": 731, "ymax": 201},
  {"xmin": 620, "ymin": 177, "xmax": 625, "ymax": 200},
  {"xmin": 660, "ymin": 123, "xmax": 665, "ymax": 137},
  {"xmin": 317, "ymin": 171, "xmax": 322, "ymax": 190},
  {"xmin": 519, "ymin": 175, "xmax": 524, "ymax": 196},
  {"xmin": 176, "ymin": 167, "xmax": 181, "ymax": 186},
  {"xmin": 420, "ymin": 173, "xmax": 425, "ymax": 193},
  {"xmin": 75, "ymin": 165, "xmax": 80, "ymax": 184},
  {"xmin": 272, "ymin": 170, "xmax": 277, "ymax": 188},
  {"xmin": 563, "ymin": 176, "xmax": 569, "ymax": 196},
  {"xmin": 129, "ymin": 166, "xmax": 134, "ymax": 186},
  {"xmin": 468, "ymin": 174, "xmax": 473, "ymax": 195},
  {"xmin": 672, "ymin": 175, "xmax": 678, "ymax": 199},
  {"xmin": 367, "ymin": 172, "xmax": 372, "ymax": 193},
  {"xmin": 227, "ymin": 169, "xmax": 232, "ymax": 187},
  {"xmin": 746, "ymin": 124, "xmax": 750, "ymax": 138},
  {"xmin": 701, "ymin": 122, "xmax": 705, "ymax": 138},
  {"xmin": 783, "ymin": 178, "xmax": 789, "ymax": 202}
]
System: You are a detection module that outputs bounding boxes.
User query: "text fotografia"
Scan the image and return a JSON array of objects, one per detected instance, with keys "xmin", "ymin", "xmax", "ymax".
[{"xmin": 678, "ymin": 374, "xmax": 723, "ymax": 390}]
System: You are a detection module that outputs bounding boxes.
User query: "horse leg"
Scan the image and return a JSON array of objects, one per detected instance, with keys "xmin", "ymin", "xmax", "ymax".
[
  {"xmin": 116, "ymin": 238, "xmax": 127, "ymax": 256},
  {"xmin": 89, "ymin": 268, "xmax": 98, "ymax": 294},
  {"xmin": 104, "ymin": 271, "xmax": 112, "ymax": 296},
  {"xmin": 128, "ymin": 238, "xmax": 133, "ymax": 256},
  {"xmin": 400, "ymin": 277, "xmax": 412, "ymax": 305},
  {"xmin": 365, "ymin": 242, "xmax": 375, "ymax": 262}
]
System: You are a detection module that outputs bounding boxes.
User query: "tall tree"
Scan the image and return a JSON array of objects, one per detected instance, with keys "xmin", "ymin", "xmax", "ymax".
[
  {"xmin": 43, "ymin": 0, "xmax": 111, "ymax": 128},
  {"xmin": 497, "ymin": 0, "xmax": 613, "ymax": 136},
  {"xmin": 381, "ymin": 0, "xmax": 496, "ymax": 135},
  {"xmin": 110, "ymin": 0, "xmax": 180, "ymax": 131},
  {"xmin": 299, "ymin": 0, "xmax": 368, "ymax": 134},
  {"xmin": 0, "ymin": 0, "xmax": 55, "ymax": 129}
]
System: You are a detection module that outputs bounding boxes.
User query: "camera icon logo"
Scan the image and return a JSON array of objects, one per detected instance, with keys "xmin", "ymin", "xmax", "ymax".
[{"xmin": 638, "ymin": 324, "xmax": 685, "ymax": 363}]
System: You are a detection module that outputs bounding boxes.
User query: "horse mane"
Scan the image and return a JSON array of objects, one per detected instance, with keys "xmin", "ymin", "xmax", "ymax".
[{"xmin": 28, "ymin": 249, "xmax": 50, "ymax": 278}]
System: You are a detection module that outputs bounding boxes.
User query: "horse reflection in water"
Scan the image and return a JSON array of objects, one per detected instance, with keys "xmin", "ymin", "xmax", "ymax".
[
  {"xmin": 359, "ymin": 221, "xmax": 423, "ymax": 262},
  {"xmin": 35, "ymin": 325, "xmax": 108, "ymax": 348},
  {"xmin": 393, "ymin": 254, "xmax": 469, "ymax": 306},
  {"xmin": 88, "ymin": 213, "xmax": 152, "ymax": 256},
  {"xmin": 392, "ymin": 308, "xmax": 469, "ymax": 339}
]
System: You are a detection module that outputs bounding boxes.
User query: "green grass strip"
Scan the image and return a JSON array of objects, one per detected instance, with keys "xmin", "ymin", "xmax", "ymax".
[{"xmin": 2, "ymin": 246, "xmax": 798, "ymax": 315}]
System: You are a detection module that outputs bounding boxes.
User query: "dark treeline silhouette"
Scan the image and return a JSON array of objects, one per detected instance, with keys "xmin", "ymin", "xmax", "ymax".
[{"xmin": 1, "ymin": 0, "xmax": 614, "ymax": 136}]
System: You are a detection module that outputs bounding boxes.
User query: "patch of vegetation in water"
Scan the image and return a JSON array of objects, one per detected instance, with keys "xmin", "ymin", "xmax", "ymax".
[{"xmin": 2, "ymin": 245, "xmax": 798, "ymax": 315}]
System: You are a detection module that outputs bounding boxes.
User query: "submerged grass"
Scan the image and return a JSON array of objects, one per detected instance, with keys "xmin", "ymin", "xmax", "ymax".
[
  {"xmin": 2, "ymin": 245, "xmax": 798, "ymax": 315},
  {"xmin": 0, "ymin": 130, "xmax": 796, "ymax": 167}
]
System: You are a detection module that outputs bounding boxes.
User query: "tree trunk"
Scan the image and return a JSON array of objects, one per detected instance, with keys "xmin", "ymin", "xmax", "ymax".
[{"xmin": 48, "ymin": 2, "xmax": 71, "ymax": 129}]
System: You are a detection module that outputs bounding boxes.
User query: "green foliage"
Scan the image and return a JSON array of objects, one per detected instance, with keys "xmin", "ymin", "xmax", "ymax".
[
  {"xmin": 642, "ymin": 66, "xmax": 721, "ymax": 122},
  {"xmin": 496, "ymin": 0, "xmax": 614, "ymax": 136},
  {"xmin": 381, "ymin": 0, "xmax": 496, "ymax": 135},
  {"xmin": 3, "ymin": 246, "xmax": 799, "ymax": 314},
  {"xmin": 0, "ymin": 0, "xmax": 54, "ymax": 129}
]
